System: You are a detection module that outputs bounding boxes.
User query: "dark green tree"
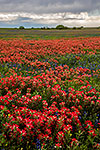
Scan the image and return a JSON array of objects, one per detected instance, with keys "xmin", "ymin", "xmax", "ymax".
[
  {"xmin": 56, "ymin": 25, "xmax": 65, "ymax": 29},
  {"xmin": 19, "ymin": 26, "xmax": 25, "ymax": 29},
  {"xmin": 73, "ymin": 27, "xmax": 77, "ymax": 29}
]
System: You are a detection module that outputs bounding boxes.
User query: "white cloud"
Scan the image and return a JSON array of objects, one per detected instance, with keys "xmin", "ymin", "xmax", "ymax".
[
  {"xmin": 0, "ymin": 13, "xmax": 18, "ymax": 21},
  {"xmin": 0, "ymin": 12, "xmax": 100, "ymax": 27}
]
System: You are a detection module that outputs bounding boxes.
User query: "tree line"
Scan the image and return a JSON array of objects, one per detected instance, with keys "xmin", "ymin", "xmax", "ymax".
[{"xmin": 18, "ymin": 25, "xmax": 100, "ymax": 30}]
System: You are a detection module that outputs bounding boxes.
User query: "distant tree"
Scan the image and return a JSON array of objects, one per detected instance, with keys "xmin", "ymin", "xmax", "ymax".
[
  {"xmin": 41, "ymin": 27, "xmax": 46, "ymax": 29},
  {"xmin": 19, "ymin": 26, "xmax": 25, "ymax": 29},
  {"xmin": 43, "ymin": 27, "xmax": 46, "ymax": 29},
  {"xmin": 50, "ymin": 27, "xmax": 55, "ymax": 29},
  {"xmin": 73, "ymin": 27, "xmax": 77, "ymax": 30},
  {"xmin": 81, "ymin": 26, "xmax": 84, "ymax": 29},
  {"xmin": 45, "ymin": 27, "xmax": 50, "ymax": 29},
  {"xmin": 56, "ymin": 25, "xmax": 65, "ymax": 29},
  {"xmin": 64, "ymin": 26, "xmax": 69, "ymax": 29},
  {"xmin": 78, "ymin": 26, "xmax": 84, "ymax": 29}
]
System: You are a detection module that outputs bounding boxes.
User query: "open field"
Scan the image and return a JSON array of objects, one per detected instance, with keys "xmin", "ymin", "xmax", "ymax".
[
  {"xmin": 0, "ymin": 34, "xmax": 100, "ymax": 149},
  {"xmin": 0, "ymin": 28, "xmax": 100, "ymax": 40}
]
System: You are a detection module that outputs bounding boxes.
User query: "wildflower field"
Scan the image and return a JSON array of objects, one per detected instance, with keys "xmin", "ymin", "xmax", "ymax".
[
  {"xmin": 0, "ymin": 28, "xmax": 100, "ymax": 40},
  {"xmin": 0, "ymin": 37, "xmax": 100, "ymax": 150}
]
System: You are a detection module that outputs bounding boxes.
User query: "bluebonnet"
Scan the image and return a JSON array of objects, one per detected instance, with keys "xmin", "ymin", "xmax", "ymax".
[
  {"xmin": 7, "ymin": 63, "xmax": 9, "ymax": 66},
  {"xmin": 32, "ymin": 67, "xmax": 35, "ymax": 70},
  {"xmin": 90, "ymin": 86, "xmax": 93, "ymax": 89},
  {"xmin": 17, "ymin": 64, "xmax": 21, "ymax": 69},
  {"xmin": 1, "ymin": 75, "xmax": 3, "ymax": 78},
  {"xmin": 95, "ymin": 119, "xmax": 98, "ymax": 124},
  {"xmin": 98, "ymin": 65, "xmax": 100, "ymax": 68},
  {"xmin": 36, "ymin": 68, "xmax": 38, "ymax": 71},
  {"xmin": 91, "ymin": 73, "xmax": 93, "ymax": 77},
  {"xmin": 45, "ymin": 59, "xmax": 48, "ymax": 62},
  {"xmin": 83, "ymin": 111, "xmax": 88, "ymax": 116},
  {"xmin": 79, "ymin": 116, "xmax": 82, "ymax": 120},
  {"xmin": 54, "ymin": 63, "xmax": 57, "ymax": 67},
  {"xmin": 95, "ymin": 119, "xmax": 99, "ymax": 128},
  {"xmin": 73, "ymin": 66, "xmax": 75, "ymax": 69},
  {"xmin": 64, "ymin": 89, "xmax": 69, "ymax": 94},
  {"xmin": 49, "ymin": 62, "xmax": 52, "ymax": 65},
  {"xmin": 55, "ymin": 112, "xmax": 59, "ymax": 119},
  {"xmin": 13, "ymin": 64, "xmax": 16, "ymax": 67},
  {"xmin": 54, "ymin": 71, "xmax": 56, "ymax": 75},
  {"xmin": 12, "ymin": 100, "xmax": 14, "ymax": 102},
  {"xmin": 26, "ymin": 67, "xmax": 29, "ymax": 71},
  {"xmin": 36, "ymin": 139, "xmax": 41, "ymax": 150}
]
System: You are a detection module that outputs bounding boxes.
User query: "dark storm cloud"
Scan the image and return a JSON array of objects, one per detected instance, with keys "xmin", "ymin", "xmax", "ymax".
[{"xmin": 0, "ymin": 0, "xmax": 100, "ymax": 14}]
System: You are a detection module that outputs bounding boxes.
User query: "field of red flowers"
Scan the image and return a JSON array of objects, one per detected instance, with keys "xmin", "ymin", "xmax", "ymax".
[{"xmin": 0, "ymin": 37, "xmax": 100, "ymax": 150}]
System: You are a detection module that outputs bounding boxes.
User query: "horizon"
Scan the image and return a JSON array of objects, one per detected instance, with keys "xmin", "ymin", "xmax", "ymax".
[{"xmin": 0, "ymin": 24, "xmax": 100, "ymax": 29}]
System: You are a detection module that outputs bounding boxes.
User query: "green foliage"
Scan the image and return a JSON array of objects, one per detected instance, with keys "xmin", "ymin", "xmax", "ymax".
[
  {"xmin": 19, "ymin": 26, "xmax": 25, "ymax": 29},
  {"xmin": 56, "ymin": 25, "xmax": 66, "ymax": 29},
  {"xmin": 73, "ymin": 27, "xmax": 77, "ymax": 30}
]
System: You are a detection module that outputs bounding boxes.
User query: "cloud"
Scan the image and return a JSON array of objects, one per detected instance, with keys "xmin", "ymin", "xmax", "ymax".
[
  {"xmin": 0, "ymin": 12, "xmax": 100, "ymax": 27},
  {"xmin": 0, "ymin": 0, "xmax": 100, "ymax": 27},
  {"xmin": 0, "ymin": 13, "xmax": 18, "ymax": 21},
  {"xmin": 0, "ymin": 0, "xmax": 100, "ymax": 14}
]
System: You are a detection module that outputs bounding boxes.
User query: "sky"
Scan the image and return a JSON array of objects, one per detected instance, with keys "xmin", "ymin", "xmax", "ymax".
[{"xmin": 0, "ymin": 0, "xmax": 100, "ymax": 28}]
